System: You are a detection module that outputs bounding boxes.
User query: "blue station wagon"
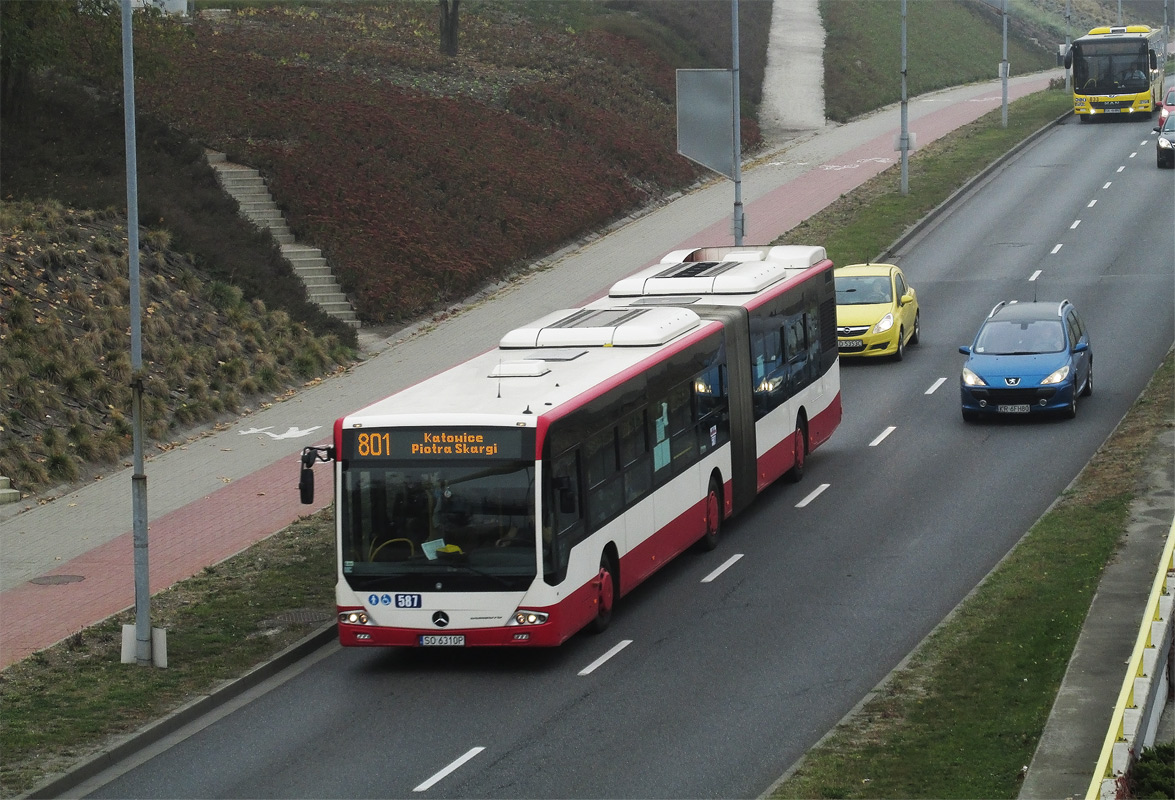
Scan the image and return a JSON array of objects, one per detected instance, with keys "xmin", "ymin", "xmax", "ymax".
[{"xmin": 958, "ymin": 300, "xmax": 1093, "ymax": 422}]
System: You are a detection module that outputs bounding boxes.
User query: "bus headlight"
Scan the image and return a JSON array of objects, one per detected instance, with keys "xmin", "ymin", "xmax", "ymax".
[
  {"xmin": 509, "ymin": 610, "xmax": 549, "ymax": 626},
  {"xmin": 339, "ymin": 609, "xmax": 371, "ymax": 625}
]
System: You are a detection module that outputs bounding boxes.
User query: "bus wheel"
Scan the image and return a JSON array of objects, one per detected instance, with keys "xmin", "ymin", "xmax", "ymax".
[
  {"xmin": 786, "ymin": 420, "xmax": 807, "ymax": 483},
  {"xmin": 697, "ymin": 475, "xmax": 723, "ymax": 551},
  {"xmin": 588, "ymin": 555, "xmax": 617, "ymax": 634}
]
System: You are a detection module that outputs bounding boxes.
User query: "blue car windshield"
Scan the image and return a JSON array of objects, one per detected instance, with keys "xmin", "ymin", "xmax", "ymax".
[{"xmin": 975, "ymin": 319, "xmax": 1066, "ymax": 355}]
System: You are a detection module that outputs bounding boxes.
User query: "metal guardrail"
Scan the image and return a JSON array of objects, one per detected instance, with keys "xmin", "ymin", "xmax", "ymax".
[{"xmin": 1086, "ymin": 519, "xmax": 1175, "ymax": 800}]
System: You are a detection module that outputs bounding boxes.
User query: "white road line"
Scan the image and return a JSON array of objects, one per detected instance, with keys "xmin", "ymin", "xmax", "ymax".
[
  {"xmin": 1116, "ymin": 165, "xmax": 1125, "ymax": 172},
  {"xmin": 1029, "ymin": 269, "xmax": 1042, "ymax": 282},
  {"xmin": 869, "ymin": 426, "xmax": 896, "ymax": 447},
  {"xmin": 1103, "ymin": 181, "xmax": 1112, "ymax": 189},
  {"xmin": 1141, "ymin": 140, "xmax": 1150, "ymax": 145},
  {"xmin": 1087, "ymin": 199, "xmax": 1097, "ymax": 207},
  {"xmin": 1070, "ymin": 219, "xmax": 1081, "ymax": 229},
  {"xmin": 414, "ymin": 747, "xmax": 485, "ymax": 792},
  {"xmin": 579, "ymin": 639, "xmax": 632, "ymax": 676},
  {"xmin": 701, "ymin": 554, "xmax": 744, "ymax": 583},
  {"xmin": 1051, "ymin": 244, "xmax": 1063, "ymax": 254},
  {"xmin": 925, "ymin": 377, "xmax": 947, "ymax": 395},
  {"xmin": 1129, "ymin": 152, "xmax": 1137, "ymax": 158},
  {"xmin": 795, "ymin": 483, "xmax": 830, "ymax": 508}
]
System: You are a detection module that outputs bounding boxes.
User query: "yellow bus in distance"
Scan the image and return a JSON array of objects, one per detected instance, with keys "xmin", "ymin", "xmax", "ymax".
[{"xmin": 1064, "ymin": 25, "xmax": 1164, "ymax": 121}]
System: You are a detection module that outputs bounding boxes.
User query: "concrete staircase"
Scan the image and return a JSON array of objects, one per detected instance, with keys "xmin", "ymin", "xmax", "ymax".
[
  {"xmin": 206, "ymin": 151, "xmax": 359, "ymax": 327},
  {"xmin": 0, "ymin": 476, "xmax": 20, "ymax": 505}
]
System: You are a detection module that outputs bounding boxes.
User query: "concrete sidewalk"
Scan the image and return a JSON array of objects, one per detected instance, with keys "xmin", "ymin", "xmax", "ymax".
[{"xmin": 0, "ymin": 73, "xmax": 1058, "ymax": 668}]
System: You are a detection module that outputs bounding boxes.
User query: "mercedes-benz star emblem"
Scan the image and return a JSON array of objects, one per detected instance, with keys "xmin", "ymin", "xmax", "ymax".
[{"xmin": 432, "ymin": 611, "xmax": 450, "ymax": 628}]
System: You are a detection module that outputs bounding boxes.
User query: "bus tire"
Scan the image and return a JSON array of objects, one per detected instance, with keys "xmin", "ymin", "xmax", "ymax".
[
  {"xmin": 587, "ymin": 553, "xmax": 617, "ymax": 634},
  {"xmin": 786, "ymin": 419, "xmax": 807, "ymax": 483},
  {"xmin": 697, "ymin": 474, "xmax": 723, "ymax": 551}
]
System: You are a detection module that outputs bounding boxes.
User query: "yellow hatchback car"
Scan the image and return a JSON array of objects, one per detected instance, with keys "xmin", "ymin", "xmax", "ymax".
[{"xmin": 834, "ymin": 263, "xmax": 920, "ymax": 360}]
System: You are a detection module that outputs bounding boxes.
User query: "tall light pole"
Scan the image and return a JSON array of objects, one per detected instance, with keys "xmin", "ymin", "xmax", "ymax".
[
  {"xmin": 900, "ymin": 0, "xmax": 909, "ymax": 196},
  {"xmin": 731, "ymin": 0, "xmax": 744, "ymax": 246},
  {"xmin": 120, "ymin": 0, "xmax": 157, "ymax": 667},
  {"xmin": 1065, "ymin": 0, "xmax": 1072, "ymax": 93},
  {"xmin": 1001, "ymin": 0, "xmax": 1009, "ymax": 129}
]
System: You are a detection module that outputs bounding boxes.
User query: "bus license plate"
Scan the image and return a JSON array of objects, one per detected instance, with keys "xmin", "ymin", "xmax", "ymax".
[
  {"xmin": 419, "ymin": 635, "xmax": 465, "ymax": 647},
  {"xmin": 998, "ymin": 404, "xmax": 1030, "ymax": 414}
]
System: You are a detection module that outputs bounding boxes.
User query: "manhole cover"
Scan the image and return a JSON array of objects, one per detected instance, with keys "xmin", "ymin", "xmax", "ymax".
[
  {"xmin": 30, "ymin": 574, "xmax": 85, "ymax": 585},
  {"xmin": 272, "ymin": 609, "xmax": 333, "ymax": 625}
]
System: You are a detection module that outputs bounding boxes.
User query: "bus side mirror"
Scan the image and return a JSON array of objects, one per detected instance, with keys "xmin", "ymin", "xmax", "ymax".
[
  {"xmin": 1150, "ymin": 51, "xmax": 1157, "ymax": 70},
  {"xmin": 300, "ymin": 466, "xmax": 315, "ymax": 504},
  {"xmin": 298, "ymin": 445, "xmax": 335, "ymax": 505},
  {"xmin": 1063, "ymin": 50, "xmax": 1072, "ymax": 70}
]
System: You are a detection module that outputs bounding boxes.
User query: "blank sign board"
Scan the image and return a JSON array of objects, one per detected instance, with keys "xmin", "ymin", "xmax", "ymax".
[{"xmin": 677, "ymin": 69, "xmax": 735, "ymax": 180}]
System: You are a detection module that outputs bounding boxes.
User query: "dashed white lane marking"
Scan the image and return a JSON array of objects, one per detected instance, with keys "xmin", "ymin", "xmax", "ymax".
[
  {"xmin": 869, "ymin": 426, "xmax": 896, "ymax": 447},
  {"xmin": 1029, "ymin": 269, "xmax": 1043, "ymax": 282},
  {"xmin": 1103, "ymin": 181, "xmax": 1112, "ymax": 188},
  {"xmin": 1116, "ymin": 165, "xmax": 1125, "ymax": 172},
  {"xmin": 1070, "ymin": 219, "xmax": 1081, "ymax": 229},
  {"xmin": 926, "ymin": 377, "xmax": 947, "ymax": 395},
  {"xmin": 414, "ymin": 747, "xmax": 485, "ymax": 792},
  {"xmin": 702, "ymin": 554, "xmax": 744, "ymax": 583},
  {"xmin": 1087, "ymin": 199, "xmax": 1097, "ymax": 207},
  {"xmin": 1051, "ymin": 244, "xmax": 1063, "ymax": 254},
  {"xmin": 795, "ymin": 483, "xmax": 830, "ymax": 508},
  {"xmin": 579, "ymin": 639, "xmax": 632, "ymax": 676},
  {"xmin": 1129, "ymin": 152, "xmax": 1137, "ymax": 158}
]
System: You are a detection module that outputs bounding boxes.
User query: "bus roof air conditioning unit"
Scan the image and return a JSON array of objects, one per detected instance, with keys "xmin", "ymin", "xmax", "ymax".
[{"xmin": 499, "ymin": 306, "xmax": 700, "ymax": 348}]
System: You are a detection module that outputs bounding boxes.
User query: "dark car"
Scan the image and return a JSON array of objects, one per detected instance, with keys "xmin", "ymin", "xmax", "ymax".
[
  {"xmin": 958, "ymin": 300, "xmax": 1092, "ymax": 422},
  {"xmin": 1155, "ymin": 115, "xmax": 1175, "ymax": 168}
]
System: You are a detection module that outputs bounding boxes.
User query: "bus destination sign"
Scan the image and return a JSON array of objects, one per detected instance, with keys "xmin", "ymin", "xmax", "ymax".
[{"xmin": 343, "ymin": 427, "xmax": 533, "ymax": 461}]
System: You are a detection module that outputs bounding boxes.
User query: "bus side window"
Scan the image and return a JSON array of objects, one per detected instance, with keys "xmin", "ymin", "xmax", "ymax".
[
  {"xmin": 695, "ymin": 362, "xmax": 728, "ymax": 455},
  {"xmin": 584, "ymin": 426, "xmax": 623, "ymax": 530},
  {"xmin": 619, "ymin": 408, "xmax": 652, "ymax": 504},
  {"xmin": 653, "ymin": 401, "xmax": 671, "ymax": 475},
  {"xmin": 543, "ymin": 450, "xmax": 581, "ymax": 582},
  {"xmin": 786, "ymin": 315, "xmax": 810, "ymax": 390},
  {"xmin": 667, "ymin": 382, "xmax": 696, "ymax": 469}
]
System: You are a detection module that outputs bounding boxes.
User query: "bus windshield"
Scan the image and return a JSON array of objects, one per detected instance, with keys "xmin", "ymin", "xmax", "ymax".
[
  {"xmin": 340, "ymin": 460, "xmax": 537, "ymax": 592},
  {"xmin": 1073, "ymin": 42, "xmax": 1149, "ymax": 94}
]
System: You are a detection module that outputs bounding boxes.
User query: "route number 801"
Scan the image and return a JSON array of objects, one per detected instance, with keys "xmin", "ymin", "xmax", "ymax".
[{"xmin": 356, "ymin": 432, "xmax": 391, "ymax": 457}]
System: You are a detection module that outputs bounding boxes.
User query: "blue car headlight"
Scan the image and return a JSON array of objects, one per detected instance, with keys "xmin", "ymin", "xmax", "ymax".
[
  {"xmin": 1041, "ymin": 365, "xmax": 1071, "ymax": 385},
  {"xmin": 962, "ymin": 367, "xmax": 986, "ymax": 387}
]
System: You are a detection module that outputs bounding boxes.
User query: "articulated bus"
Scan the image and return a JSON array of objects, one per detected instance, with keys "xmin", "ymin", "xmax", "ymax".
[
  {"xmin": 1065, "ymin": 25, "xmax": 1164, "ymax": 120},
  {"xmin": 299, "ymin": 245, "xmax": 842, "ymax": 647}
]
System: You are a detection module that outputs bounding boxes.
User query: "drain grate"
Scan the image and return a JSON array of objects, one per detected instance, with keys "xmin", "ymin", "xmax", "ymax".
[
  {"xmin": 30, "ymin": 574, "xmax": 85, "ymax": 585},
  {"xmin": 272, "ymin": 609, "xmax": 333, "ymax": 625}
]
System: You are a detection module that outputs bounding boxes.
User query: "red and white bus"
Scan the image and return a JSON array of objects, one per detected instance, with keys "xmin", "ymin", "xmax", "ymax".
[{"xmin": 299, "ymin": 244, "xmax": 842, "ymax": 647}]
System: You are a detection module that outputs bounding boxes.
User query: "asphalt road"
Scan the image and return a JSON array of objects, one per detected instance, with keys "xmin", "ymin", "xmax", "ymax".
[{"xmin": 80, "ymin": 116, "xmax": 1174, "ymax": 799}]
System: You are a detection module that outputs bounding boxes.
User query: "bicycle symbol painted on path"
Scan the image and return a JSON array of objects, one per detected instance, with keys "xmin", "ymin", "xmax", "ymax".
[{"xmin": 238, "ymin": 426, "xmax": 322, "ymax": 440}]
